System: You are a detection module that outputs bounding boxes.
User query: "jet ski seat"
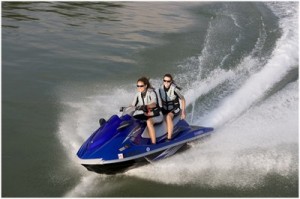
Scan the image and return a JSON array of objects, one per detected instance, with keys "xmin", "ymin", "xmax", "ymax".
[{"xmin": 141, "ymin": 115, "xmax": 180, "ymax": 138}]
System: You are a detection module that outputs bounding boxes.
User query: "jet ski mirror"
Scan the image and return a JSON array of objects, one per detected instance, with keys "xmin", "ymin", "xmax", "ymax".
[
  {"xmin": 120, "ymin": 107, "xmax": 126, "ymax": 112},
  {"xmin": 99, "ymin": 118, "xmax": 106, "ymax": 127}
]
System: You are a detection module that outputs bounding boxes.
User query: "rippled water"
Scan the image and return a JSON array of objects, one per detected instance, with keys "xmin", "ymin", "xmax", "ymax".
[{"xmin": 2, "ymin": 2, "xmax": 298, "ymax": 197}]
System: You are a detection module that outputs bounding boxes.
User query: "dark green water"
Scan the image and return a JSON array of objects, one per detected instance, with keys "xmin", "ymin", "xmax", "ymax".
[{"xmin": 2, "ymin": 2, "xmax": 298, "ymax": 197}]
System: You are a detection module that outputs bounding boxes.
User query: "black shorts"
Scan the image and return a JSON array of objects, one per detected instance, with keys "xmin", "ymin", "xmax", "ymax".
[
  {"xmin": 133, "ymin": 114, "xmax": 149, "ymax": 121},
  {"xmin": 161, "ymin": 108, "xmax": 181, "ymax": 116}
]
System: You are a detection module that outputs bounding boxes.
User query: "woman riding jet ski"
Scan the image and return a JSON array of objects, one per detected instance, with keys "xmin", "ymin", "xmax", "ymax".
[
  {"xmin": 159, "ymin": 74, "xmax": 186, "ymax": 141},
  {"xmin": 76, "ymin": 77, "xmax": 214, "ymax": 175},
  {"xmin": 131, "ymin": 77, "xmax": 163, "ymax": 144}
]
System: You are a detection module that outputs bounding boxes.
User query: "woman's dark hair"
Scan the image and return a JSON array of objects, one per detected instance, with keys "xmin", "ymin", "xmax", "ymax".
[
  {"xmin": 163, "ymin": 74, "xmax": 173, "ymax": 82},
  {"xmin": 163, "ymin": 74, "xmax": 182, "ymax": 90},
  {"xmin": 137, "ymin": 76, "xmax": 153, "ymax": 89}
]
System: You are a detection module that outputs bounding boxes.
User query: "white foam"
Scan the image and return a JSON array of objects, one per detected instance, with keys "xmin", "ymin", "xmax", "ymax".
[
  {"xmin": 64, "ymin": 174, "xmax": 121, "ymax": 197},
  {"xmin": 57, "ymin": 85, "xmax": 135, "ymax": 196},
  {"xmin": 64, "ymin": 174, "xmax": 99, "ymax": 197},
  {"xmin": 197, "ymin": 2, "xmax": 298, "ymax": 128},
  {"xmin": 177, "ymin": 4, "xmax": 271, "ymax": 113},
  {"xmin": 58, "ymin": 2, "xmax": 298, "ymax": 194},
  {"xmin": 184, "ymin": 68, "xmax": 235, "ymax": 106},
  {"xmin": 126, "ymin": 3, "xmax": 299, "ymax": 187},
  {"xmin": 57, "ymin": 85, "xmax": 133, "ymax": 162},
  {"xmin": 127, "ymin": 81, "xmax": 298, "ymax": 188}
]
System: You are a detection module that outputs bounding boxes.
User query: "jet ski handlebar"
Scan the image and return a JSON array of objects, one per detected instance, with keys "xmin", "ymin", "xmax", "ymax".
[{"xmin": 120, "ymin": 106, "xmax": 136, "ymax": 116}]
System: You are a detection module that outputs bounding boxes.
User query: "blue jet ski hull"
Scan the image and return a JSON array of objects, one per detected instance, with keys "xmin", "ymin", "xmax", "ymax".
[{"xmin": 77, "ymin": 113, "xmax": 213, "ymax": 174}]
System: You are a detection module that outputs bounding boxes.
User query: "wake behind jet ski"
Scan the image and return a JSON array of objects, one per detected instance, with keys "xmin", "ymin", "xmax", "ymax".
[{"xmin": 76, "ymin": 107, "xmax": 213, "ymax": 174}]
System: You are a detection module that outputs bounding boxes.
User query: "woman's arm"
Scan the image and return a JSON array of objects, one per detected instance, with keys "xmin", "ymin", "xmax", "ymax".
[{"xmin": 180, "ymin": 98, "xmax": 186, "ymax": 119}]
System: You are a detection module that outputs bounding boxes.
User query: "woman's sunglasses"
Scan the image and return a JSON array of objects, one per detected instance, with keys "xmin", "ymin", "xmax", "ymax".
[
  {"xmin": 163, "ymin": 80, "xmax": 171, "ymax": 83},
  {"xmin": 137, "ymin": 85, "xmax": 145, "ymax": 87}
]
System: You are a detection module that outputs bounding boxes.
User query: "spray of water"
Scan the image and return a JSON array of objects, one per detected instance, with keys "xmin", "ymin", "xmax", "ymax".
[
  {"xmin": 126, "ymin": 2, "xmax": 298, "ymax": 187},
  {"xmin": 126, "ymin": 80, "xmax": 298, "ymax": 188},
  {"xmin": 196, "ymin": 2, "xmax": 298, "ymax": 128},
  {"xmin": 57, "ymin": 2, "xmax": 298, "ymax": 196}
]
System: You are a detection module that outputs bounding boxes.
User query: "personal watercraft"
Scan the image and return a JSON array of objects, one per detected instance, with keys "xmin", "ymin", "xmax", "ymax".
[{"xmin": 77, "ymin": 107, "xmax": 213, "ymax": 174}]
